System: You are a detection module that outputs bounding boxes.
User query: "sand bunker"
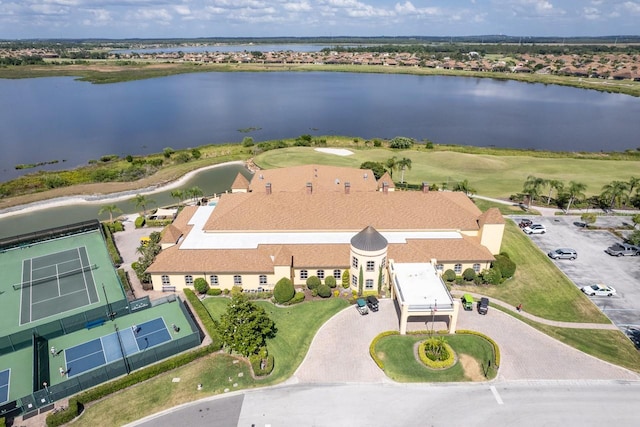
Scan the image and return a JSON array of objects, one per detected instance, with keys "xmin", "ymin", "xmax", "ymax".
[{"xmin": 314, "ymin": 148, "xmax": 354, "ymax": 156}]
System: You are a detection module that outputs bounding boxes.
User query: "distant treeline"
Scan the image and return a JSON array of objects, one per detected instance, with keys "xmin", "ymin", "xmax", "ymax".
[
  {"xmin": 0, "ymin": 56, "xmax": 45, "ymax": 65},
  {"xmin": 2, "ymin": 35, "xmax": 640, "ymax": 50}
]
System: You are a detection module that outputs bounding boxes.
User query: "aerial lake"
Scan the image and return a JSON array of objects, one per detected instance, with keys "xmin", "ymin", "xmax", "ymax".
[{"xmin": 1, "ymin": 71, "xmax": 640, "ymax": 183}]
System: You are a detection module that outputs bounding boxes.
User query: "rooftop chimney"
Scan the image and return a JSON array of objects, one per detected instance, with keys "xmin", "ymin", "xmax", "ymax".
[
  {"xmin": 266, "ymin": 182, "xmax": 272, "ymax": 195},
  {"xmin": 345, "ymin": 182, "xmax": 351, "ymax": 194},
  {"xmin": 422, "ymin": 182, "xmax": 430, "ymax": 193},
  {"xmin": 306, "ymin": 182, "xmax": 313, "ymax": 195},
  {"xmin": 382, "ymin": 182, "xmax": 389, "ymax": 194}
]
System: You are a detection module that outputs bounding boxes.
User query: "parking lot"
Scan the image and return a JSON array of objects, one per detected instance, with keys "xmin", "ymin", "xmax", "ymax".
[{"xmin": 513, "ymin": 215, "xmax": 640, "ymax": 330}]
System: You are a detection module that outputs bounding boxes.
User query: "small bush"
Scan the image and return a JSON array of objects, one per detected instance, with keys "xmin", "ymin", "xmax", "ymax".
[
  {"xmin": 194, "ymin": 278, "xmax": 209, "ymax": 294},
  {"xmin": 418, "ymin": 339, "xmax": 455, "ymax": 369},
  {"xmin": 462, "ymin": 268, "xmax": 477, "ymax": 281},
  {"xmin": 249, "ymin": 353, "xmax": 274, "ymax": 376},
  {"xmin": 134, "ymin": 216, "xmax": 145, "ymax": 228},
  {"xmin": 317, "ymin": 283, "xmax": 331, "ymax": 298},
  {"xmin": 492, "ymin": 254, "xmax": 516, "ymax": 279},
  {"xmin": 306, "ymin": 275, "xmax": 321, "ymax": 291},
  {"xmin": 284, "ymin": 291, "xmax": 306, "ymax": 305},
  {"xmin": 481, "ymin": 268, "xmax": 502, "ymax": 285},
  {"xmin": 442, "ymin": 269, "xmax": 456, "ymax": 282},
  {"xmin": 274, "ymin": 277, "xmax": 295, "ymax": 303},
  {"xmin": 389, "ymin": 136, "xmax": 415, "ymax": 149},
  {"xmin": 206, "ymin": 288, "xmax": 222, "ymax": 296},
  {"xmin": 341, "ymin": 270, "xmax": 350, "ymax": 288},
  {"xmin": 325, "ymin": 276, "xmax": 336, "ymax": 288}
]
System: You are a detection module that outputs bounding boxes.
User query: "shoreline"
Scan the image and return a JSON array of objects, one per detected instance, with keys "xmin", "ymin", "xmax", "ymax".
[{"xmin": 0, "ymin": 160, "xmax": 245, "ymax": 218}]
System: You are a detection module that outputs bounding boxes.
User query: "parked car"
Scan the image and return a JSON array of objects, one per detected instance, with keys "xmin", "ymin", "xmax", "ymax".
[
  {"xmin": 518, "ymin": 218, "xmax": 533, "ymax": 228},
  {"xmin": 581, "ymin": 284, "xmax": 616, "ymax": 297},
  {"xmin": 547, "ymin": 248, "xmax": 577, "ymax": 260},
  {"xmin": 626, "ymin": 327, "xmax": 640, "ymax": 349},
  {"xmin": 523, "ymin": 224, "xmax": 546, "ymax": 234},
  {"xmin": 366, "ymin": 295, "xmax": 379, "ymax": 312},
  {"xmin": 478, "ymin": 297, "xmax": 489, "ymax": 315},
  {"xmin": 356, "ymin": 298, "xmax": 369, "ymax": 315},
  {"xmin": 605, "ymin": 243, "xmax": 640, "ymax": 257}
]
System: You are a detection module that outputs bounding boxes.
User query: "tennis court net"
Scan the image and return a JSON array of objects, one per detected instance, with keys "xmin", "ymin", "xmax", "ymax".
[{"xmin": 14, "ymin": 263, "xmax": 98, "ymax": 290}]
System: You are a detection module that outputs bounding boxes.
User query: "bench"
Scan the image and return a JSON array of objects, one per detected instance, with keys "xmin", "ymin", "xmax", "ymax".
[{"xmin": 86, "ymin": 318, "xmax": 105, "ymax": 329}]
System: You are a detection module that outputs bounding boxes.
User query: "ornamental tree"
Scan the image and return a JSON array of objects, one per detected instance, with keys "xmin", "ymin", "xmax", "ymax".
[{"xmin": 218, "ymin": 293, "xmax": 276, "ymax": 356}]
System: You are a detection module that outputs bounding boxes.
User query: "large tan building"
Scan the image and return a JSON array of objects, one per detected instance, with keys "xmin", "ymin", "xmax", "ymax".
[{"xmin": 146, "ymin": 164, "xmax": 505, "ymax": 303}]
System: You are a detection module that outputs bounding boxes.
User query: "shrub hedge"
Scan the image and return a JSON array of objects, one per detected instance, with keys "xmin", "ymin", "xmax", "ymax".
[
  {"xmin": 418, "ymin": 340, "xmax": 455, "ymax": 369},
  {"xmin": 284, "ymin": 291, "xmax": 306, "ymax": 305},
  {"xmin": 206, "ymin": 288, "xmax": 222, "ymax": 296},
  {"xmin": 101, "ymin": 223, "xmax": 123, "ymax": 265},
  {"xmin": 317, "ymin": 283, "xmax": 331, "ymax": 298},
  {"xmin": 145, "ymin": 219, "xmax": 173, "ymax": 227},
  {"xmin": 325, "ymin": 276, "xmax": 336, "ymax": 288},
  {"xmin": 183, "ymin": 289, "xmax": 222, "ymax": 350},
  {"xmin": 273, "ymin": 277, "xmax": 295, "ymax": 303},
  {"xmin": 134, "ymin": 216, "xmax": 145, "ymax": 228},
  {"xmin": 116, "ymin": 268, "xmax": 131, "ymax": 293},
  {"xmin": 442, "ymin": 269, "xmax": 456, "ymax": 282},
  {"xmin": 306, "ymin": 276, "xmax": 321, "ymax": 290}
]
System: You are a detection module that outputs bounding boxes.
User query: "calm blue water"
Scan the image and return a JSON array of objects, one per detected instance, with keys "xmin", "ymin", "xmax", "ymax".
[{"xmin": 1, "ymin": 72, "xmax": 640, "ymax": 182}]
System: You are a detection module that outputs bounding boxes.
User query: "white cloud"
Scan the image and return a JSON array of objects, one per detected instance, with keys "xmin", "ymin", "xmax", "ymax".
[
  {"xmin": 395, "ymin": 1, "xmax": 440, "ymax": 16},
  {"xmin": 583, "ymin": 7, "xmax": 600, "ymax": 20},
  {"xmin": 82, "ymin": 8, "xmax": 111, "ymax": 25},
  {"xmin": 132, "ymin": 8, "xmax": 173, "ymax": 22},
  {"xmin": 282, "ymin": 1, "xmax": 312, "ymax": 13},
  {"xmin": 174, "ymin": 5, "xmax": 190, "ymax": 15},
  {"xmin": 621, "ymin": 1, "xmax": 640, "ymax": 14}
]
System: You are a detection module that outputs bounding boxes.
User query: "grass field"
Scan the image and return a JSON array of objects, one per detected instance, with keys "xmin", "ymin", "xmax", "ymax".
[
  {"xmin": 254, "ymin": 146, "xmax": 640, "ymax": 198},
  {"xmin": 374, "ymin": 334, "xmax": 497, "ymax": 382}
]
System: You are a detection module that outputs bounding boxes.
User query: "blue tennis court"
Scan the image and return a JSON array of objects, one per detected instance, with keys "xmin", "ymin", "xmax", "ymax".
[
  {"xmin": 0, "ymin": 369, "xmax": 10, "ymax": 404},
  {"xmin": 64, "ymin": 318, "xmax": 172, "ymax": 378}
]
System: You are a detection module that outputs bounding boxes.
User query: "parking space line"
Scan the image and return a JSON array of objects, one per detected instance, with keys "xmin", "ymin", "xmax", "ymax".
[{"xmin": 490, "ymin": 386, "xmax": 504, "ymax": 405}]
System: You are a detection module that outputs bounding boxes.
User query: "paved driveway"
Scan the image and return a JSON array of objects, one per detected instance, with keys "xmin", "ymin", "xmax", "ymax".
[
  {"xmin": 292, "ymin": 299, "xmax": 639, "ymax": 384},
  {"xmin": 513, "ymin": 215, "xmax": 640, "ymax": 328}
]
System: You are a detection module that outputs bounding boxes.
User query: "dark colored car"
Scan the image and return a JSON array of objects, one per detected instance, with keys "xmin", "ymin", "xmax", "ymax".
[
  {"xmin": 519, "ymin": 218, "xmax": 533, "ymax": 228},
  {"xmin": 478, "ymin": 297, "xmax": 489, "ymax": 315},
  {"xmin": 366, "ymin": 295, "xmax": 379, "ymax": 312},
  {"xmin": 626, "ymin": 327, "xmax": 640, "ymax": 349}
]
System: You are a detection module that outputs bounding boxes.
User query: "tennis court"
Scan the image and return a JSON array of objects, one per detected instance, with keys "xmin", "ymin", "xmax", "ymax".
[
  {"xmin": 0, "ymin": 369, "xmax": 9, "ymax": 404},
  {"xmin": 19, "ymin": 247, "xmax": 99, "ymax": 325},
  {"xmin": 64, "ymin": 318, "xmax": 172, "ymax": 378}
]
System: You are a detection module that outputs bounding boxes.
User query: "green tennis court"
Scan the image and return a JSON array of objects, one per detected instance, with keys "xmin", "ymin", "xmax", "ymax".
[{"xmin": 19, "ymin": 247, "xmax": 99, "ymax": 325}]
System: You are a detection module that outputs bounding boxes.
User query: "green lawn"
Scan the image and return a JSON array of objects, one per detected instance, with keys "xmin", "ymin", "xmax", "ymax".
[
  {"xmin": 456, "ymin": 221, "xmax": 609, "ymax": 323},
  {"xmin": 254, "ymin": 145, "xmax": 638, "ymax": 198},
  {"xmin": 375, "ymin": 334, "xmax": 497, "ymax": 382},
  {"xmin": 202, "ymin": 297, "xmax": 350, "ymax": 380}
]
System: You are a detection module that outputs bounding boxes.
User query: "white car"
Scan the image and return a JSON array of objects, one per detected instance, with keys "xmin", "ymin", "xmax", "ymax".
[
  {"xmin": 523, "ymin": 224, "xmax": 546, "ymax": 234},
  {"xmin": 581, "ymin": 284, "xmax": 616, "ymax": 297}
]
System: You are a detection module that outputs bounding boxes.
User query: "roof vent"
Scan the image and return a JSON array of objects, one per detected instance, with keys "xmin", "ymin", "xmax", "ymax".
[
  {"xmin": 335, "ymin": 178, "xmax": 340, "ymax": 185},
  {"xmin": 259, "ymin": 174, "xmax": 264, "ymax": 180},
  {"xmin": 364, "ymin": 173, "xmax": 368, "ymax": 180}
]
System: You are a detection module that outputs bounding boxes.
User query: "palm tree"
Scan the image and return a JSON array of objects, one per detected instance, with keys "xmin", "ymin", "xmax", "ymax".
[
  {"xmin": 186, "ymin": 186, "xmax": 204, "ymax": 204},
  {"xmin": 523, "ymin": 175, "xmax": 545, "ymax": 206},
  {"xmin": 397, "ymin": 157, "xmax": 412, "ymax": 184},
  {"xmin": 385, "ymin": 156, "xmax": 398, "ymax": 179},
  {"xmin": 170, "ymin": 189, "xmax": 184, "ymax": 206},
  {"xmin": 98, "ymin": 204, "xmax": 122, "ymax": 224},
  {"xmin": 453, "ymin": 179, "xmax": 476, "ymax": 196},
  {"xmin": 546, "ymin": 179, "xmax": 564, "ymax": 205},
  {"xmin": 627, "ymin": 176, "xmax": 639, "ymax": 199},
  {"xmin": 132, "ymin": 194, "xmax": 155, "ymax": 216},
  {"xmin": 565, "ymin": 181, "xmax": 587, "ymax": 212},
  {"xmin": 601, "ymin": 180, "xmax": 629, "ymax": 208}
]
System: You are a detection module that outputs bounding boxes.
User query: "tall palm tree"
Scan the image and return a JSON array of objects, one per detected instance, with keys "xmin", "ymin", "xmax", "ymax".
[
  {"xmin": 627, "ymin": 176, "xmax": 639, "ymax": 199},
  {"xmin": 170, "ymin": 189, "xmax": 184, "ymax": 206},
  {"xmin": 601, "ymin": 180, "xmax": 629, "ymax": 208},
  {"xmin": 132, "ymin": 194, "xmax": 155, "ymax": 216},
  {"xmin": 453, "ymin": 179, "xmax": 476, "ymax": 196},
  {"xmin": 385, "ymin": 156, "xmax": 398, "ymax": 179},
  {"xmin": 546, "ymin": 179, "xmax": 564, "ymax": 205},
  {"xmin": 565, "ymin": 181, "xmax": 587, "ymax": 212},
  {"xmin": 397, "ymin": 157, "xmax": 412, "ymax": 184},
  {"xmin": 98, "ymin": 204, "xmax": 122, "ymax": 224},
  {"xmin": 186, "ymin": 186, "xmax": 204, "ymax": 204},
  {"xmin": 523, "ymin": 175, "xmax": 545, "ymax": 206}
]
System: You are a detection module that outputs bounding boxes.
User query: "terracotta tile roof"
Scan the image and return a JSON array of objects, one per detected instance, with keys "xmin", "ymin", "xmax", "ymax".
[
  {"xmin": 389, "ymin": 236, "xmax": 494, "ymax": 263},
  {"xmin": 478, "ymin": 207, "xmax": 505, "ymax": 226},
  {"xmin": 230, "ymin": 173, "xmax": 250, "ymax": 191},
  {"xmin": 249, "ymin": 164, "xmax": 378, "ymax": 193},
  {"xmin": 203, "ymin": 191, "xmax": 482, "ymax": 232},
  {"xmin": 147, "ymin": 245, "xmax": 275, "ymax": 274},
  {"xmin": 377, "ymin": 172, "xmax": 394, "ymax": 189},
  {"xmin": 160, "ymin": 224, "xmax": 183, "ymax": 245}
]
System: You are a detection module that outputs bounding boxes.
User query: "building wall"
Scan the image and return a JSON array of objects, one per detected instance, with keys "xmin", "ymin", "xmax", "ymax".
[
  {"xmin": 349, "ymin": 246, "xmax": 388, "ymax": 293},
  {"xmin": 479, "ymin": 223, "xmax": 505, "ymax": 255},
  {"xmin": 433, "ymin": 261, "xmax": 492, "ymax": 276},
  {"xmin": 292, "ymin": 267, "xmax": 347, "ymax": 286},
  {"xmin": 150, "ymin": 272, "xmax": 277, "ymax": 292}
]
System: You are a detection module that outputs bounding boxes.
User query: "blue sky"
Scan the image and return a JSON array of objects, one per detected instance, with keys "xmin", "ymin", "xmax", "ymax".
[{"xmin": 1, "ymin": 1, "xmax": 639, "ymax": 40}]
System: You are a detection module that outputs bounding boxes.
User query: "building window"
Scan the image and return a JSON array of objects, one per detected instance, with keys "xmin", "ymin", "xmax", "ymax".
[
  {"xmin": 365, "ymin": 279, "xmax": 374, "ymax": 290},
  {"xmin": 352, "ymin": 275, "xmax": 358, "ymax": 287},
  {"xmin": 333, "ymin": 269, "xmax": 341, "ymax": 279},
  {"xmin": 381, "ymin": 257, "xmax": 386, "ymax": 269},
  {"xmin": 473, "ymin": 263, "xmax": 481, "ymax": 273},
  {"xmin": 300, "ymin": 270, "xmax": 308, "ymax": 280},
  {"xmin": 259, "ymin": 275, "xmax": 267, "ymax": 285},
  {"xmin": 210, "ymin": 275, "xmax": 218, "ymax": 286},
  {"xmin": 352, "ymin": 256, "xmax": 359, "ymax": 268},
  {"xmin": 161, "ymin": 275, "xmax": 170, "ymax": 286},
  {"xmin": 436, "ymin": 264, "xmax": 444, "ymax": 272},
  {"xmin": 317, "ymin": 270, "xmax": 325, "ymax": 279},
  {"xmin": 185, "ymin": 275, "xmax": 193, "ymax": 286},
  {"xmin": 454, "ymin": 264, "xmax": 462, "ymax": 274},
  {"xmin": 366, "ymin": 261, "xmax": 375, "ymax": 272},
  {"xmin": 234, "ymin": 275, "xmax": 242, "ymax": 285}
]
